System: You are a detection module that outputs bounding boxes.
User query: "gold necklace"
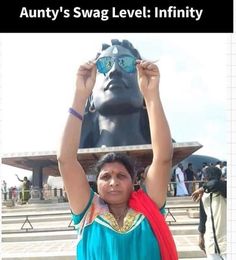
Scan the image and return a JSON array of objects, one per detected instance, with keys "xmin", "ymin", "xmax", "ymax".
[{"xmin": 109, "ymin": 207, "xmax": 128, "ymax": 222}]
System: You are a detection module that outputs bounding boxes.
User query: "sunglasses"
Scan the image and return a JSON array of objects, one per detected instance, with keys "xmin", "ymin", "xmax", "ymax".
[{"xmin": 96, "ymin": 55, "xmax": 136, "ymax": 74}]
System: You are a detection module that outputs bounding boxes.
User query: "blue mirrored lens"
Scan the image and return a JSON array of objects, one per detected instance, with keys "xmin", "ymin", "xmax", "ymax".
[
  {"xmin": 96, "ymin": 55, "xmax": 136, "ymax": 74},
  {"xmin": 118, "ymin": 56, "xmax": 136, "ymax": 73},
  {"xmin": 96, "ymin": 57, "xmax": 114, "ymax": 74}
]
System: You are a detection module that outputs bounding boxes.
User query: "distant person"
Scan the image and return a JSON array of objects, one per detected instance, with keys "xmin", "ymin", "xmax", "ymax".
[
  {"xmin": 134, "ymin": 167, "xmax": 145, "ymax": 191},
  {"xmin": 195, "ymin": 168, "xmax": 203, "ymax": 181},
  {"xmin": 11, "ymin": 186, "xmax": 18, "ymax": 204},
  {"xmin": 1, "ymin": 180, "xmax": 7, "ymax": 200},
  {"xmin": 170, "ymin": 168, "xmax": 177, "ymax": 197},
  {"xmin": 215, "ymin": 161, "xmax": 222, "ymax": 169},
  {"xmin": 135, "ymin": 165, "xmax": 150, "ymax": 191},
  {"xmin": 15, "ymin": 175, "xmax": 31, "ymax": 204},
  {"xmin": 175, "ymin": 163, "xmax": 188, "ymax": 196},
  {"xmin": 192, "ymin": 166, "xmax": 227, "ymax": 260},
  {"xmin": 201, "ymin": 162, "xmax": 208, "ymax": 181},
  {"xmin": 184, "ymin": 163, "xmax": 195, "ymax": 194}
]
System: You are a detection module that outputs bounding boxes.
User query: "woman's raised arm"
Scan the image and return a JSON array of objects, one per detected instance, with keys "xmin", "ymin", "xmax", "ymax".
[
  {"xmin": 137, "ymin": 60, "xmax": 173, "ymax": 208},
  {"xmin": 57, "ymin": 61, "xmax": 97, "ymax": 214}
]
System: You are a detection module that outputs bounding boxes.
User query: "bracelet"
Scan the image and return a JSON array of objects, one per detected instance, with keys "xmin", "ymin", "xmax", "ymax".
[{"xmin": 68, "ymin": 107, "xmax": 83, "ymax": 121}]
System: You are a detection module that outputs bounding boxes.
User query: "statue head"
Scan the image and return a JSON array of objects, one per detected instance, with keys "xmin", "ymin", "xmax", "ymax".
[
  {"xmin": 89, "ymin": 39, "xmax": 143, "ymax": 115},
  {"xmin": 80, "ymin": 39, "xmax": 151, "ymax": 148}
]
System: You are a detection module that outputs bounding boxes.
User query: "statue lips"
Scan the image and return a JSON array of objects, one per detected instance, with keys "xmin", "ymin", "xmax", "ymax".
[{"xmin": 104, "ymin": 80, "xmax": 129, "ymax": 91}]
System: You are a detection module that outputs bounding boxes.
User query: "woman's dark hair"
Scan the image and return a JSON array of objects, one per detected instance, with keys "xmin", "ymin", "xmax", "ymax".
[
  {"xmin": 205, "ymin": 166, "xmax": 222, "ymax": 181},
  {"xmin": 94, "ymin": 152, "xmax": 135, "ymax": 181}
]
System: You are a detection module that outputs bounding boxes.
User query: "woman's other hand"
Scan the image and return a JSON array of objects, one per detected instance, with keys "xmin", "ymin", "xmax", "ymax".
[
  {"xmin": 76, "ymin": 61, "xmax": 97, "ymax": 100},
  {"xmin": 136, "ymin": 60, "xmax": 160, "ymax": 100}
]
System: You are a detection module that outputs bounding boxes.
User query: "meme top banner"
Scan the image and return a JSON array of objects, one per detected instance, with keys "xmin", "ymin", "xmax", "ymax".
[{"xmin": 0, "ymin": 0, "xmax": 233, "ymax": 32}]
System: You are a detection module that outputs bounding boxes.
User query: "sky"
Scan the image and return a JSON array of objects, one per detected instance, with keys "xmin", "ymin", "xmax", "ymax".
[{"xmin": 0, "ymin": 33, "xmax": 230, "ymax": 187}]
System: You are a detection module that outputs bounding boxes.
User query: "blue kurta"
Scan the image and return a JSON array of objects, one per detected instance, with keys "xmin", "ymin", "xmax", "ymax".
[{"xmin": 72, "ymin": 190, "xmax": 163, "ymax": 260}]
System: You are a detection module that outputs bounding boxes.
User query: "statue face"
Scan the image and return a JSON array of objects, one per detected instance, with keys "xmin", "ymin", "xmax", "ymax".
[{"xmin": 93, "ymin": 45, "xmax": 143, "ymax": 115}]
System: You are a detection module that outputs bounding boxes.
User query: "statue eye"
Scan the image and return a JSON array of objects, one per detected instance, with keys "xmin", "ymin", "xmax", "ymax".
[
  {"xmin": 96, "ymin": 57, "xmax": 114, "ymax": 74},
  {"xmin": 118, "ymin": 55, "xmax": 136, "ymax": 73}
]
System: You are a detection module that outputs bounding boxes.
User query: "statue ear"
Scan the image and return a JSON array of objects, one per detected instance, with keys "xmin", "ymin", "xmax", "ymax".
[{"xmin": 89, "ymin": 97, "xmax": 96, "ymax": 113}]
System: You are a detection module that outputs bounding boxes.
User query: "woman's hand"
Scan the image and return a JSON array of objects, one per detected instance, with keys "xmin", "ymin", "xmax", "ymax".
[
  {"xmin": 76, "ymin": 61, "xmax": 97, "ymax": 100},
  {"xmin": 136, "ymin": 60, "xmax": 160, "ymax": 100}
]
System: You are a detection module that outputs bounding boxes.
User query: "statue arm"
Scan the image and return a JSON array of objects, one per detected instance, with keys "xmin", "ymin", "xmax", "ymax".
[
  {"xmin": 57, "ymin": 61, "xmax": 97, "ymax": 215},
  {"xmin": 137, "ymin": 60, "xmax": 173, "ymax": 208}
]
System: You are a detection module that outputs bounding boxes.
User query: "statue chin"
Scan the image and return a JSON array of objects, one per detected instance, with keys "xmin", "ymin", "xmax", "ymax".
[{"xmin": 97, "ymin": 102, "xmax": 143, "ymax": 116}]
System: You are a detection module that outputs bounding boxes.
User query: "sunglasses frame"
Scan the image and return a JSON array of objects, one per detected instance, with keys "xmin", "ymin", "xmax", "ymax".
[{"xmin": 96, "ymin": 54, "xmax": 137, "ymax": 75}]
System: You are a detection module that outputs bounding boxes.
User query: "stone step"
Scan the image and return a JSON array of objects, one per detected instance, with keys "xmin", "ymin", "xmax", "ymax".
[
  {"xmin": 170, "ymin": 225, "xmax": 199, "ymax": 235},
  {"xmin": 2, "ymin": 220, "xmax": 199, "ymax": 235},
  {"xmin": 1, "ymin": 235, "xmax": 205, "ymax": 259},
  {"xmin": 2, "ymin": 212, "xmax": 199, "ymax": 234},
  {"xmin": 174, "ymin": 235, "xmax": 205, "ymax": 258},
  {"xmin": 1, "ymin": 239, "xmax": 76, "ymax": 260},
  {"xmin": 2, "ymin": 208, "xmax": 197, "ymax": 217},
  {"xmin": 2, "ymin": 198, "xmax": 203, "ymax": 259},
  {"xmin": 2, "ymin": 224, "xmax": 199, "ymax": 243},
  {"xmin": 2, "ymin": 215, "xmax": 71, "ymax": 224},
  {"xmin": 2, "ymin": 220, "xmax": 75, "ymax": 233},
  {"xmin": 2, "ymin": 230, "xmax": 77, "ymax": 242},
  {"xmin": 2, "ymin": 204, "xmax": 70, "ymax": 214},
  {"xmin": 2, "ymin": 210, "xmax": 198, "ymax": 222}
]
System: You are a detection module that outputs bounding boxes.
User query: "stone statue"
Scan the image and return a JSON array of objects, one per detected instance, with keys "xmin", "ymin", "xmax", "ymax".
[{"xmin": 80, "ymin": 39, "xmax": 151, "ymax": 148}]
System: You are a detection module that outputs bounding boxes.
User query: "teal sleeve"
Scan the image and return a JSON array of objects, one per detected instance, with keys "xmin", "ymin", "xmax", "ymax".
[{"xmin": 71, "ymin": 189, "xmax": 94, "ymax": 225}]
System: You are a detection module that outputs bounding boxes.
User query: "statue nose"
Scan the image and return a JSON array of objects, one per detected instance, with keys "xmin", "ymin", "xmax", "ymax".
[{"xmin": 108, "ymin": 61, "xmax": 122, "ymax": 77}]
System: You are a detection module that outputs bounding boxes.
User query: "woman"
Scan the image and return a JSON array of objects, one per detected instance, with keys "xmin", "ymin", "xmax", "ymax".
[
  {"xmin": 57, "ymin": 42, "xmax": 178, "ymax": 260},
  {"xmin": 15, "ymin": 175, "xmax": 31, "ymax": 203}
]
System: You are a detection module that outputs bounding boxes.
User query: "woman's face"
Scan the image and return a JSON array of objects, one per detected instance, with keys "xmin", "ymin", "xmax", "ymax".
[
  {"xmin": 93, "ymin": 45, "xmax": 143, "ymax": 115},
  {"xmin": 97, "ymin": 162, "xmax": 133, "ymax": 205}
]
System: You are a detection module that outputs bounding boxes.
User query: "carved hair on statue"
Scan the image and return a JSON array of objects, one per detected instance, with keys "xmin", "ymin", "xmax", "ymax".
[{"xmin": 101, "ymin": 39, "xmax": 142, "ymax": 60}]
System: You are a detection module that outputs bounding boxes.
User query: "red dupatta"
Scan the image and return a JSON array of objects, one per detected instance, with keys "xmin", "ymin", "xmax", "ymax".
[{"xmin": 128, "ymin": 189, "xmax": 178, "ymax": 260}]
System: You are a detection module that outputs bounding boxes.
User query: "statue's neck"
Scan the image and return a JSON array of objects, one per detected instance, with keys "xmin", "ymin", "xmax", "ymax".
[{"xmin": 96, "ymin": 112, "xmax": 147, "ymax": 147}]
